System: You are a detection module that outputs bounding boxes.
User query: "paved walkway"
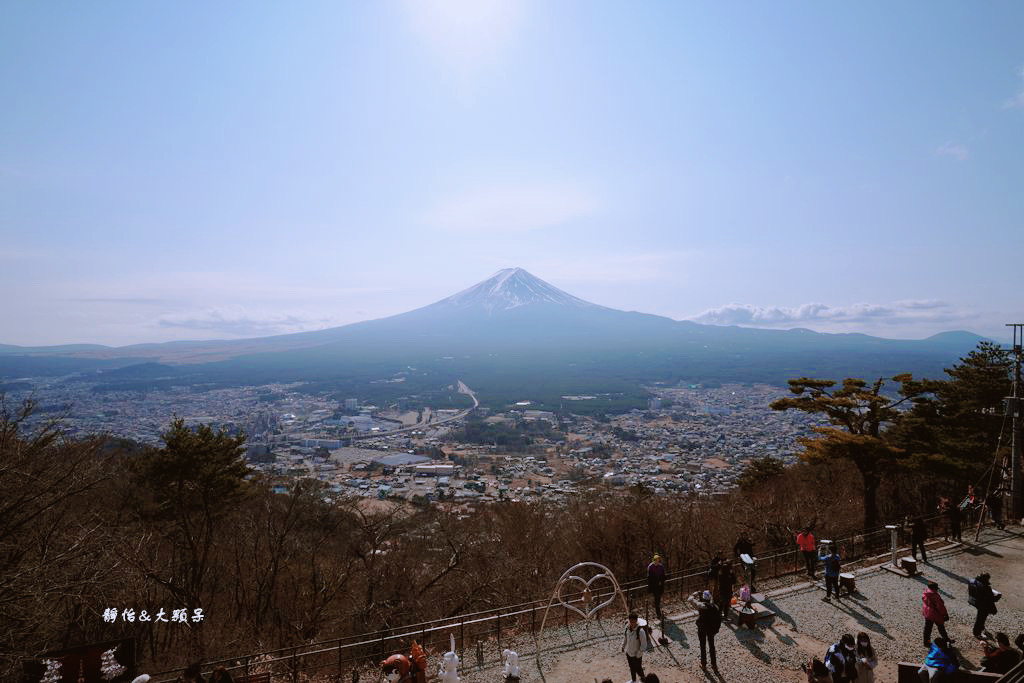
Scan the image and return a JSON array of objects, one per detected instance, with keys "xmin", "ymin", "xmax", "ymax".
[{"xmin": 461, "ymin": 527, "xmax": 1024, "ymax": 683}]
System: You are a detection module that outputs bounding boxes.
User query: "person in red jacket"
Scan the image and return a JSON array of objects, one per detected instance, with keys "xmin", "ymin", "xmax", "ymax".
[
  {"xmin": 796, "ymin": 527, "xmax": 817, "ymax": 578},
  {"xmin": 922, "ymin": 581, "xmax": 952, "ymax": 647}
]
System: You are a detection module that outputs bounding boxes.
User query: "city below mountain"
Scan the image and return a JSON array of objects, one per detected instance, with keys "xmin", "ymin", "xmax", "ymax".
[{"xmin": 0, "ymin": 268, "xmax": 989, "ymax": 411}]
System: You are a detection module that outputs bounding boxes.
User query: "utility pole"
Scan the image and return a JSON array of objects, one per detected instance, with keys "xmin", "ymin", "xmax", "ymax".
[{"xmin": 1008, "ymin": 324, "xmax": 1023, "ymax": 521}]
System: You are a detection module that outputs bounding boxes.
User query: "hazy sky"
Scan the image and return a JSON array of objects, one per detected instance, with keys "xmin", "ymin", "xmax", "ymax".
[{"xmin": 2, "ymin": 1, "xmax": 1023, "ymax": 346}]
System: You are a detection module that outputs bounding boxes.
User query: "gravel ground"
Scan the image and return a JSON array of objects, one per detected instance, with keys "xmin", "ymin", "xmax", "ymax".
[{"xmin": 453, "ymin": 526, "xmax": 1024, "ymax": 683}]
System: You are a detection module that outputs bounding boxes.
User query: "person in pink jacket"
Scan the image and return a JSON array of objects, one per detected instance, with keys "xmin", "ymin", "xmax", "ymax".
[{"xmin": 922, "ymin": 581, "xmax": 952, "ymax": 647}]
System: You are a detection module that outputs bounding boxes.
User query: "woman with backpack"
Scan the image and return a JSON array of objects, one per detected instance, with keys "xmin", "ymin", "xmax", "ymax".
[
  {"xmin": 824, "ymin": 634, "xmax": 858, "ymax": 682},
  {"xmin": 969, "ymin": 572, "xmax": 1000, "ymax": 639}
]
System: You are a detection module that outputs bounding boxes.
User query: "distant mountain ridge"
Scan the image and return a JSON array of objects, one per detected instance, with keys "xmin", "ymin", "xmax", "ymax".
[{"xmin": 0, "ymin": 269, "xmax": 992, "ymax": 408}]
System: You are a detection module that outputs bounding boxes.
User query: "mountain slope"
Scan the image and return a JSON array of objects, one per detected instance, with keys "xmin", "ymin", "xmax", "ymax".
[{"xmin": 0, "ymin": 269, "xmax": 990, "ymax": 403}]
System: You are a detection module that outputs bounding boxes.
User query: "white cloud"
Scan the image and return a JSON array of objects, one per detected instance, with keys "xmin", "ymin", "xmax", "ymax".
[
  {"xmin": 157, "ymin": 307, "xmax": 335, "ymax": 338},
  {"xmin": 936, "ymin": 142, "xmax": 969, "ymax": 161},
  {"xmin": 690, "ymin": 300, "xmax": 976, "ymax": 330},
  {"xmin": 426, "ymin": 183, "xmax": 600, "ymax": 232}
]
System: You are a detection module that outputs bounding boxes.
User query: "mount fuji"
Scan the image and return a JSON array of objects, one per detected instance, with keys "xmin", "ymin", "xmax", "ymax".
[
  {"xmin": 0, "ymin": 268, "xmax": 988, "ymax": 409},
  {"xmin": 426, "ymin": 267, "xmax": 605, "ymax": 314}
]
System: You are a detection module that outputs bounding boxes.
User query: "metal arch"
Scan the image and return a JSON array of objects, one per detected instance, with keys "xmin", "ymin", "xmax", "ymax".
[{"xmin": 539, "ymin": 562, "xmax": 629, "ymax": 635}]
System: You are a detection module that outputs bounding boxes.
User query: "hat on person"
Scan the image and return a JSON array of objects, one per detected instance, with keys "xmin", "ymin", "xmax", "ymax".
[
  {"xmin": 702, "ymin": 590, "xmax": 713, "ymax": 601},
  {"xmin": 652, "ymin": 554, "xmax": 661, "ymax": 561}
]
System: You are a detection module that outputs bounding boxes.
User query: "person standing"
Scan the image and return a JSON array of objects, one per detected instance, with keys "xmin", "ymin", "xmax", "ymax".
[
  {"xmin": 706, "ymin": 552, "xmax": 724, "ymax": 606},
  {"xmin": 621, "ymin": 612, "xmax": 648, "ymax": 682},
  {"xmin": 825, "ymin": 634, "xmax": 858, "ymax": 682},
  {"xmin": 937, "ymin": 498, "xmax": 951, "ymax": 541},
  {"xmin": 969, "ymin": 573, "xmax": 1000, "ymax": 639},
  {"xmin": 821, "ymin": 544, "xmax": 842, "ymax": 602},
  {"xmin": 695, "ymin": 590, "xmax": 721, "ymax": 672},
  {"xmin": 734, "ymin": 532, "xmax": 757, "ymax": 592},
  {"xmin": 961, "ymin": 485, "xmax": 978, "ymax": 526},
  {"xmin": 717, "ymin": 561, "xmax": 736, "ymax": 619},
  {"xmin": 988, "ymin": 493, "xmax": 1005, "ymax": 530},
  {"xmin": 647, "ymin": 554, "xmax": 666, "ymax": 619},
  {"xmin": 797, "ymin": 527, "xmax": 817, "ymax": 578},
  {"xmin": 947, "ymin": 501, "xmax": 962, "ymax": 542},
  {"xmin": 854, "ymin": 632, "xmax": 877, "ymax": 683},
  {"xmin": 922, "ymin": 581, "xmax": 952, "ymax": 647},
  {"xmin": 911, "ymin": 517, "xmax": 928, "ymax": 563}
]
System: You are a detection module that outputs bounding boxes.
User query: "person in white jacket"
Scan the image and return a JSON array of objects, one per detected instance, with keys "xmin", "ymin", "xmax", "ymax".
[{"xmin": 621, "ymin": 612, "xmax": 649, "ymax": 682}]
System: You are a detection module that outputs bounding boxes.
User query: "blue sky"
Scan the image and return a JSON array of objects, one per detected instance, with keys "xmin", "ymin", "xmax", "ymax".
[{"xmin": 2, "ymin": 1, "xmax": 1022, "ymax": 346}]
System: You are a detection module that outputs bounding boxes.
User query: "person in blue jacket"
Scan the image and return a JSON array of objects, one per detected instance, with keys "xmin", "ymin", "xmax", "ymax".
[
  {"xmin": 820, "ymin": 544, "xmax": 842, "ymax": 602},
  {"xmin": 920, "ymin": 637, "xmax": 959, "ymax": 681}
]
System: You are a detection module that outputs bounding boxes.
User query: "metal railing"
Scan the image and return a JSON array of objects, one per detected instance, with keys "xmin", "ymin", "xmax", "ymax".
[{"xmin": 150, "ymin": 513, "xmax": 957, "ymax": 682}]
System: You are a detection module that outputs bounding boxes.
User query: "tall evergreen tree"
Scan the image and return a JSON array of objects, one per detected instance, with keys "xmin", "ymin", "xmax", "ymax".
[
  {"xmin": 770, "ymin": 376, "xmax": 922, "ymax": 530},
  {"xmin": 130, "ymin": 419, "xmax": 250, "ymax": 655},
  {"xmin": 888, "ymin": 341, "xmax": 1012, "ymax": 481}
]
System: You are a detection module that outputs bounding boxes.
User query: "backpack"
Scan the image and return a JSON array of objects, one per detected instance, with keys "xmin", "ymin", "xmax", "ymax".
[
  {"xmin": 626, "ymin": 623, "xmax": 653, "ymax": 652},
  {"xmin": 825, "ymin": 644, "xmax": 850, "ymax": 674},
  {"xmin": 641, "ymin": 622, "xmax": 654, "ymax": 650},
  {"xmin": 706, "ymin": 605, "xmax": 722, "ymax": 635}
]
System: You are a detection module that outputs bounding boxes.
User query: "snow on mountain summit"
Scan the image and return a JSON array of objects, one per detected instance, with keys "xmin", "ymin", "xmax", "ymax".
[{"xmin": 435, "ymin": 268, "xmax": 600, "ymax": 314}]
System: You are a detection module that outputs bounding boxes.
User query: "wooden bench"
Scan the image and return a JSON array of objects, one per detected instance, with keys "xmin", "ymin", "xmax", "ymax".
[{"xmin": 896, "ymin": 662, "xmax": 1001, "ymax": 682}]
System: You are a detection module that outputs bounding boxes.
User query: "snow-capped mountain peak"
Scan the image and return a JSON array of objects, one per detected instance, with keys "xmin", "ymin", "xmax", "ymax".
[{"xmin": 435, "ymin": 268, "xmax": 599, "ymax": 314}]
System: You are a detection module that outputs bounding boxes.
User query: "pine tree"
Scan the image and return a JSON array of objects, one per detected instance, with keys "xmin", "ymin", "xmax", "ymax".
[{"xmin": 770, "ymin": 376, "xmax": 921, "ymax": 530}]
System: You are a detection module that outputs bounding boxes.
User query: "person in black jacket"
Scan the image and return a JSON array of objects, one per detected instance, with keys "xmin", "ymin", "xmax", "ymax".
[
  {"xmin": 970, "ymin": 572, "xmax": 999, "ymax": 639},
  {"xmin": 911, "ymin": 517, "xmax": 928, "ymax": 563},
  {"xmin": 734, "ymin": 533, "xmax": 757, "ymax": 592},
  {"xmin": 695, "ymin": 590, "xmax": 721, "ymax": 672},
  {"xmin": 646, "ymin": 554, "xmax": 666, "ymax": 619},
  {"xmin": 716, "ymin": 561, "xmax": 736, "ymax": 619}
]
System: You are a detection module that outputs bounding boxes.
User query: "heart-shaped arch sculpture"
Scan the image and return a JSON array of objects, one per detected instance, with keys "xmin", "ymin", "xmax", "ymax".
[{"xmin": 539, "ymin": 562, "xmax": 629, "ymax": 635}]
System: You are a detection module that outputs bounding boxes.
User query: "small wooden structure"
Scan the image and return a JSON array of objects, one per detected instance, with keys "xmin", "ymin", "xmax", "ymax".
[
  {"xmin": 732, "ymin": 601, "xmax": 775, "ymax": 628},
  {"xmin": 839, "ymin": 572, "xmax": 856, "ymax": 595}
]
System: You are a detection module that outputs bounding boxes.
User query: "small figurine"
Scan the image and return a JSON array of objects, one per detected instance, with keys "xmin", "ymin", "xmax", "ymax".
[
  {"xmin": 380, "ymin": 654, "xmax": 411, "ymax": 683},
  {"xmin": 502, "ymin": 649, "xmax": 520, "ymax": 682},
  {"xmin": 438, "ymin": 634, "xmax": 459, "ymax": 683}
]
